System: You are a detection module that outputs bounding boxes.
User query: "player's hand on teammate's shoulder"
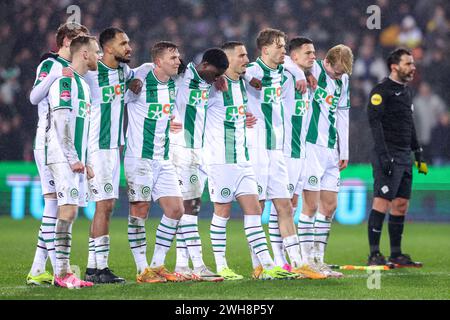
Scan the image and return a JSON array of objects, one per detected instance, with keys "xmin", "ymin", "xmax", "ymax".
[
  {"xmin": 214, "ymin": 75, "xmax": 228, "ymax": 92},
  {"xmin": 245, "ymin": 112, "xmax": 257, "ymax": 128},
  {"xmin": 70, "ymin": 161, "xmax": 85, "ymax": 174},
  {"xmin": 306, "ymin": 73, "xmax": 317, "ymax": 90},
  {"xmin": 249, "ymin": 77, "xmax": 262, "ymax": 90},
  {"xmin": 296, "ymin": 79, "xmax": 307, "ymax": 94},
  {"xmin": 128, "ymin": 79, "xmax": 143, "ymax": 94},
  {"xmin": 169, "ymin": 115, "xmax": 182, "ymax": 134},
  {"xmin": 62, "ymin": 67, "xmax": 73, "ymax": 78}
]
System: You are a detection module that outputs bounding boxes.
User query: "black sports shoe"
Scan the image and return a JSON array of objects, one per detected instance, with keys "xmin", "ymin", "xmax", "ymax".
[
  {"xmin": 95, "ymin": 268, "xmax": 126, "ymax": 284},
  {"xmin": 388, "ymin": 254, "xmax": 423, "ymax": 268},
  {"xmin": 367, "ymin": 252, "xmax": 387, "ymax": 266},
  {"xmin": 84, "ymin": 268, "xmax": 98, "ymax": 282}
]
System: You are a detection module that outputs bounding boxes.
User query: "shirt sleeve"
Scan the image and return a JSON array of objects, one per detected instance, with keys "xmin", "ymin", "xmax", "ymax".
[
  {"xmin": 367, "ymin": 85, "xmax": 389, "ymax": 156},
  {"xmin": 47, "ymin": 77, "xmax": 73, "ymax": 111},
  {"xmin": 336, "ymin": 108, "xmax": 349, "ymax": 160},
  {"xmin": 338, "ymin": 75, "xmax": 351, "ymax": 109},
  {"xmin": 30, "ymin": 59, "xmax": 62, "ymax": 105},
  {"xmin": 283, "ymin": 55, "xmax": 306, "ymax": 81}
]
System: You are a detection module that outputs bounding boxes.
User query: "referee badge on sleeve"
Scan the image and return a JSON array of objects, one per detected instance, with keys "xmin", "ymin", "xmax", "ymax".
[{"xmin": 370, "ymin": 94, "xmax": 382, "ymax": 106}]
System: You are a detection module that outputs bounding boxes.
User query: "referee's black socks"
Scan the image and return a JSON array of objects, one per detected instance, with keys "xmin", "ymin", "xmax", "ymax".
[
  {"xmin": 388, "ymin": 214, "xmax": 405, "ymax": 258},
  {"xmin": 368, "ymin": 209, "xmax": 386, "ymax": 255}
]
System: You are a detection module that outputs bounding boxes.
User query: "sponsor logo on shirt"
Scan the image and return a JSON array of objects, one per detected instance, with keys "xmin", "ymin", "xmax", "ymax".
[
  {"xmin": 314, "ymin": 86, "xmax": 339, "ymax": 111},
  {"xmin": 189, "ymin": 89, "xmax": 209, "ymax": 106},
  {"xmin": 263, "ymin": 87, "xmax": 281, "ymax": 104},
  {"xmin": 225, "ymin": 105, "xmax": 246, "ymax": 122},
  {"xmin": 148, "ymin": 103, "xmax": 174, "ymax": 119},
  {"xmin": 294, "ymin": 99, "xmax": 309, "ymax": 116},
  {"xmin": 102, "ymin": 84, "xmax": 125, "ymax": 103}
]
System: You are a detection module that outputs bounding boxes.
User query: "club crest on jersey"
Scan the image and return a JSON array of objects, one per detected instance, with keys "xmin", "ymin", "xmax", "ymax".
[
  {"xmin": 263, "ymin": 87, "xmax": 281, "ymax": 104},
  {"xmin": 225, "ymin": 105, "xmax": 246, "ymax": 122},
  {"xmin": 189, "ymin": 89, "xmax": 209, "ymax": 106},
  {"xmin": 314, "ymin": 86, "xmax": 339, "ymax": 111},
  {"xmin": 38, "ymin": 71, "xmax": 48, "ymax": 81},
  {"xmin": 294, "ymin": 99, "xmax": 309, "ymax": 116},
  {"xmin": 60, "ymin": 90, "xmax": 71, "ymax": 102},
  {"xmin": 148, "ymin": 103, "xmax": 174, "ymax": 119}
]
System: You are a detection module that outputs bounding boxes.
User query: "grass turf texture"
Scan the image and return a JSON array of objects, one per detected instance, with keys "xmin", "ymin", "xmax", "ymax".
[{"xmin": 0, "ymin": 217, "xmax": 449, "ymax": 300}]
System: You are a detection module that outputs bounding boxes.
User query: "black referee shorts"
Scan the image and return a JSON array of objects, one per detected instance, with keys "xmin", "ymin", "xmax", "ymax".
[{"xmin": 371, "ymin": 155, "xmax": 413, "ymax": 201}]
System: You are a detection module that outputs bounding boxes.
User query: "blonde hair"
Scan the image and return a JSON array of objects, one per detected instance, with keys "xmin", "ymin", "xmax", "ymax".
[{"xmin": 325, "ymin": 44, "xmax": 354, "ymax": 75}]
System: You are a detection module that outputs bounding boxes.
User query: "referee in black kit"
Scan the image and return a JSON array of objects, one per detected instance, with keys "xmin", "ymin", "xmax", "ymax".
[{"xmin": 366, "ymin": 48, "xmax": 427, "ymax": 267}]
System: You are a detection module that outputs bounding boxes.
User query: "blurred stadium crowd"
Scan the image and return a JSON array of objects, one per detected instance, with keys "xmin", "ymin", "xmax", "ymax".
[{"xmin": 0, "ymin": 0, "xmax": 449, "ymax": 163}]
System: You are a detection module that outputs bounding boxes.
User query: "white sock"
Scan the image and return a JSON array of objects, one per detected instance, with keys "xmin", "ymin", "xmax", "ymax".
[
  {"xmin": 87, "ymin": 237, "xmax": 96, "ymax": 269},
  {"xmin": 41, "ymin": 198, "xmax": 57, "ymax": 271},
  {"xmin": 283, "ymin": 234, "xmax": 302, "ymax": 268},
  {"xmin": 210, "ymin": 214, "xmax": 229, "ymax": 272},
  {"xmin": 314, "ymin": 212, "xmax": 332, "ymax": 263},
  {"xmin": 150, "ymin": 215, "xmax": 179, "ymax": 268},
  {"xmin": 244, "ymin": 215, "xmax": 275, "ymax": 270},
  {"xmin": 268, "ymin": 205, "xmax": 288, "ymax": 267},
  {"xmin": 94, "ymin": 235, "xmax": 110, "ymax": 270},
  {"xmin": 175, "ymin": 226, "xmax": 190, "ymax": 269},
  {"xmin": 55, "ymin": 219, "xmax": 73, "ymax": 277},
  {"xmin": 128, "ymin": 215, "xmax": 148, "ymax": 274},
  {"xmin": 249, "ymin": 244, "xmax": 261, "ymax": 269},
  {"xmin": 178, "ymin": 214, "xmax": 205, "ymax": 269},
  {"xmin": 298, "ymin": 213, "xmax": 315, "ymax": 264},
  {"xmin": 30, "ymin": 228, "xmax": 48, "ymax": 276}
]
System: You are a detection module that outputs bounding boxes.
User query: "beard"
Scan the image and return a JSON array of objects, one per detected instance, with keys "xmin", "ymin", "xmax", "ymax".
[
  {"xmin": 398, "ymin": 68, "xmax": 414, "ymax": 83},
  {"xmin": 115, "ymin": 55, "xmax": 131, "ymax": 64}
]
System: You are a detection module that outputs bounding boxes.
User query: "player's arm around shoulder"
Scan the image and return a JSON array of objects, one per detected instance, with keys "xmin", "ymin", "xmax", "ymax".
[{"xmin": 30, "ymin": 58, "xmax": 64, "ymax": 105}]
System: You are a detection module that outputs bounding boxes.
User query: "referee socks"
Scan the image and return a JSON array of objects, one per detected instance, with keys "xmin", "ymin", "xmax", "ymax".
[
  {"xmin": 368, "ymin": 209, "xmax": 386, "ymax": 255},
  {"xmin": 388, "ymin": 214, "xmax": 405, "ymax": 258}
]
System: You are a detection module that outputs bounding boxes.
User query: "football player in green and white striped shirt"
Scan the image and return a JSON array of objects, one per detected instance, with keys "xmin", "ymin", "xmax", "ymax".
[
  {"xmin": 203, "ymin": 41, "xmax": 297, "ymax": 281},
  {"xmin": 123, "ymin": 41, "xmax": 188, "ymax": 283},
  {"xmin": 27, "ymin": 22, "xmax": 89, "ymax": 286},
  {"xmin": 300, "ymin": 44, "xmax": 353, "ymax": 277},
  {"xmin": 46, "ymin": 36, "xmax": 100, "ymax": 289},
  {"xmin": 171, "ymin": 49, "xmax": 229, "ymax": 282},
  {"xmin": 244, "ymin": 28, "xmax": 312, "ymax": 279},
  {"xmin": 83, "ymin": 27, "xmax": 136, "ymax": 284}
]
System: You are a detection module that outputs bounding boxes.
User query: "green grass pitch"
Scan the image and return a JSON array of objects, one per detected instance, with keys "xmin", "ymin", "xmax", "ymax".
[{"xmin": 0, "ymin": 216, "xmax": 449, "ymax": 300}]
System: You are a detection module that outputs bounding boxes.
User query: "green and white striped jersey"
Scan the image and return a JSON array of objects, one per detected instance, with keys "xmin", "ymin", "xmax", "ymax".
[
  {"xmin": 125, "ymin": 64, "xmax": 176, "ymax": 160},
  {"xmin": 204, "ymin": 76, "xmax": 249, "ymax": 165},
  {"xmin": 305, "ymin": 60, "xmax": 350, "ymax": 150},
  {"xmin": 282, "ymin": 70, "xmax": 310, "ymax": 159},
  {"xmin": 85, "ymin": 61, "xmax": 133, "ymax": 151},
  {"xmin": 30, "ymin": 55, "xmax": 70, "ymax": 150},
  {"xmin": 170, "ymin": 62, "xmax": 211, "ymax": 149},
  {"xmin": 245, "ymin": 57, "xmax": 285, "ymax": 150},
  {"xmin": 46, "ymin": 71, "xmax": 91, "ymax": 165}
]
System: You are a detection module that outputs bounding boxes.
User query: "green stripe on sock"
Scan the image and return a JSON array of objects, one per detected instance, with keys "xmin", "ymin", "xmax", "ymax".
[
  {"xmin": 247, "ymin": 230, "xmax": 264, "ymax": 238},
  {"xmin": 160, "ymin": 222, "xmax": 177, "ymax": 230}
]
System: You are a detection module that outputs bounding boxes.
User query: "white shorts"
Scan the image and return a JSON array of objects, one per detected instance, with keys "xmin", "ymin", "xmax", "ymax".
[
  {"xmin": 34, "ymin": 149, "xmax": 56, "ymax": 195},
  {"xmin": 285, "ymin": 156, "xmax": 306, "ymax": 198},
  {"xmin": 86, "ymin": 149, "xmax": 120, "ymax": 201},
  {"xmin": 48, "ymin": 162, "xmax": 88, "ymax": 207},
  {"xmin": 303, "ymin": 142, "xmax": 340, "ymax": 192},
  {"xmin": 170, "ymin": 144, "xmax": 207, "ymax": 200},
  {"xmin": 248, "ymin": 148, "xmax": 290, "ymax": 200},
  {"xmin": 124, "ymin": 157, "xmax": 182, "ymax": 202},
  {"xmin": 207, "ymin": 162, "xmax": 258, "ymax": 203}
]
